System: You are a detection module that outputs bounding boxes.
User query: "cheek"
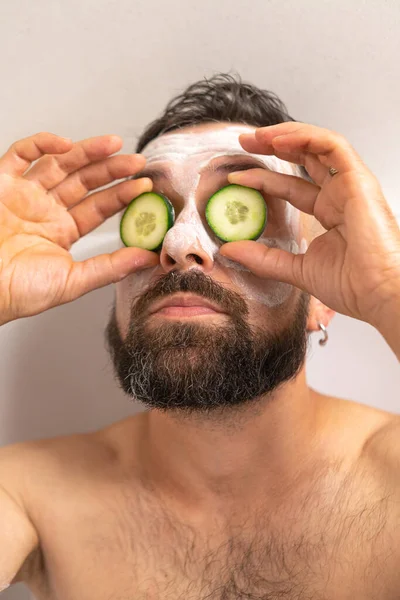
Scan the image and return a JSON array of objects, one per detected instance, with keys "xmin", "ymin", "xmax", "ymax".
[
  {"xmin": 227, "ymin": 269, "xmax": 293, "ymax": 308},
  {"xmin": 115, "ymin": 266, "xmax": 159, "ymax": 335},
  {"xmin": 224, "ymin": 230, "xmax": 302, "ymax": 308},
  {"xmin": 260, "ymin": 196, "xmax": 302, "ymax": 243}
]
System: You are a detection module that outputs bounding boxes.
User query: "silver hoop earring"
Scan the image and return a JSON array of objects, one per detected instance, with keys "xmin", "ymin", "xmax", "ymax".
[{"xmin": 317, "ymin": 321, "xmax": 328, "ymax": 346}]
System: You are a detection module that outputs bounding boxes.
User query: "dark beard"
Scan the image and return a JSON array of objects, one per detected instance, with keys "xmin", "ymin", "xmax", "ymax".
[{"xmin": 104, "ymin": 270, "xmax": 310, "ymax": 416}]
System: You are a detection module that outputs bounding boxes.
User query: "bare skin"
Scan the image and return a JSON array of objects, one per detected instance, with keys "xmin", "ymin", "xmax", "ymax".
[
  {"xmin": 0, "ymin": 126, "xmax": 399, "ymax": 599},
  {"xmin": 8, "ymin": 394, "xmax": 400, "ymax": 600}
]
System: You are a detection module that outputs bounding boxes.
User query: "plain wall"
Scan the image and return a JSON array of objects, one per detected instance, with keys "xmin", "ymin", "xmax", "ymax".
[{"xmin": 0, "ymin": 1, "xmax": 399, "ymax": 598}]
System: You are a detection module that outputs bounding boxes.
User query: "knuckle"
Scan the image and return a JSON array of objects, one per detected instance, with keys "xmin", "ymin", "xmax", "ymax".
[
  {"xmin": 258, "ymin": 243, "xmax": 271, "ymax": 270},
  {"xmin": 8, "ymin": 140, "xmax": 25, "ymax": 160},
  {"xmin": 322, "ymin": 128, "xmax": 344, "ymax": 145},
  {"xmin": 334, "ymin": 131, "xmax": 350, "ymax": 147},
  {"xmin": 77, "ymin": 166, "xmax": 90, "ymax": 189},
  {"xmin": 33, "ymin": 131, "xmax": 63, "ymax": 144},
  {"xmin": 105, "ymin": 161, "xmax": 114, "ymax": 180},
  {"xmin": 42, "ymin": 153, "xmax": 56, "ymax": 166},
  {"xmin": 328, "ymin": 128, "xmax": 341, "ymax": 137},
  {"xmin": 286, "ymin": 177, "xmax": 294, "ymax": 204},
  {"xmin": 92, "ymin": 193, "xmax": 107, "ymax": 220},
  {"xmin": 40, "ymin": 154, "xmax": 60, "ymax": 173},
  {"xmin": 293, "ymin": 254, "xmax": 304, "ymax": 284},
  {"xmin": 9, "ymin": 133, "xmax": 42, "ymax": 152}
]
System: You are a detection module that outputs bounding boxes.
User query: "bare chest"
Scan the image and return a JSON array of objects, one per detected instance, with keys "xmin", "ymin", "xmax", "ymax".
[{"xmin": 29, "ymin": 463, "xmax": 399, "ymax": 600}]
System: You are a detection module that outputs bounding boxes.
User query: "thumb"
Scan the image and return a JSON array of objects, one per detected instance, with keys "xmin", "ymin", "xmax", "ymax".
[
  {"xmin": 219, "ymin": 241, "xmax": 305, "ymax": 290},
  {"xmin": 64, "ymin": 247, "xmax": 159, "ymax": 302}
]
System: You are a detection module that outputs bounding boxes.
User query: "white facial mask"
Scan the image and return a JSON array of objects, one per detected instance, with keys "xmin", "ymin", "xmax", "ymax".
[{"xmin": 136, "ymin": 124, "xmax": 308, "ymax": 308}]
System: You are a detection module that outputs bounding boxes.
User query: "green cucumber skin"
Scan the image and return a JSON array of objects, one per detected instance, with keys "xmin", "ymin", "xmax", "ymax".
[
  {"xmin": 120, "ymin": 185, "xmax": 266, "ymax": 251},
  {"xmin": 120, "ymin": 193, "xmax": 175, "ymax": 251},
  {"xmin": 205, "ymin": 184, "xmax": 267, "ymax": 243},
  {"xmin": 152, "ymin": 196, "xmax": 175, "ymax": 250}
]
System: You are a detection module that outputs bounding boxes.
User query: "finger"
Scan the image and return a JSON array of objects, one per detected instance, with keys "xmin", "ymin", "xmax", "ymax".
[
  {"xmin": 228, "ymin": 168, "xmax": 319, "ymax": 215},
  {"xmin": 68, "ymin": 177, "xmax": 153, "ymax": 238},
  {"xmin": 219, "ymin": 240, "xmax": 306, "ymax": 290},
  {"xmin": 24, "ymin": 135, "xmax": 123, "ymax": 190},
  {"xmin": 0, "ymin": 132, "xmax": 73, "ymax": 176},
  {"xmin": 48, "ymin": 154, "xmax": 147, "ymax": 208},
  {"xmin": 65, "ymin": 247, "xmax": 160, "ymax": 301},
  {"xmin": 242, "ymin": 122, "xmax": 364, "ymax": 174},
  {"xmin": 239, "ymin": 132, "xmax": 329, "ymax": 186},
  {"xmin": 239, "ymin": 124, "xmax": 310, "ymax": 156}
]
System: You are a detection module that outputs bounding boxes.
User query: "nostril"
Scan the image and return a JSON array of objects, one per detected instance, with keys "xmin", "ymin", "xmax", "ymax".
[
  {"xmin": 187, "ymin": 254, "xmax": 203, "ymax": 265},
  {"xmin": 165, "ymin": 255, "xmax": 176, "ymax": 266}
]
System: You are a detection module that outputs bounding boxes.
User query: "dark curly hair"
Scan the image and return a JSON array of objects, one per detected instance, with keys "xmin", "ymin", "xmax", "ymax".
[{"xmin": 136, "ymin": 73, "xmax": 311, "ymax": 181}]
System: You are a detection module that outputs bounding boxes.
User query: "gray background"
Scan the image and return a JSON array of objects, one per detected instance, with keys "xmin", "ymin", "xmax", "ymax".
[{"xmin": 0, "ymin": 0, "xmax": 399, "ymax": 598}]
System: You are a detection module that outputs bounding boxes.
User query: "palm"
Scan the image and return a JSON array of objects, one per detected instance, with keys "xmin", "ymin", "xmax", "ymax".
[
  {"xmin": 1, "ymin": 171, "xmax": 82, "ymax": 243},
  {"xmin": 0, "ymin": 237, "xmax": 77, "ymax": 319},
  {"xmin": 0, "ymin": 174, "xmax": 80, "ymax": 314},
  {"xmin": 0, "ymin": 132, "xmax": 157, "ymax": 325}
]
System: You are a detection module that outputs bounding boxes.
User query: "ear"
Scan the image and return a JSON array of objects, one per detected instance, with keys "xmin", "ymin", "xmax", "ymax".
[{"xmin": 306, "ymin": 296, "xmax": 336, "ymax": 333}]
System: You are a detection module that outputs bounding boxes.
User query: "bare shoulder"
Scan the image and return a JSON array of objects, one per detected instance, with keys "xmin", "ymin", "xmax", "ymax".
[
  {"xmin": 313, "ymin": 390, "xmax": 400, "ymax": 472},
  {"xmin": 0, "ymin": 414, "xmax": 144, "ymax": 496},
  {"xmin": 0, "ymin": 425, "xmax": 120, "ymax": 503},
  {"xmin": 362, "ymin": 410, "xmax": 400, "ymax": 474},
  {"xmin": 331, "ymin": 393, "xmax": 400, "ymax": 482},
  {"xmin": 0, "ymin": 433, "xmax": 101, "ymax": 587},
  {"xmin": 0, "ymin": 423, "xmax": 129, "ymax": 588},
  {"xmin": 332, "ymin": 393, "xmax": 400, "ymax": 469}
]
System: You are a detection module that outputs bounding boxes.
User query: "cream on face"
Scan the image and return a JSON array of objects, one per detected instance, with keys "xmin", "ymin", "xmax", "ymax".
[
  {"xmin": 116, "ymin": 125, "xmax": 308, "ymax": 331},
  {"xmin": 142, "ymin": 125, "xmax": 304, "ymax": 251}
]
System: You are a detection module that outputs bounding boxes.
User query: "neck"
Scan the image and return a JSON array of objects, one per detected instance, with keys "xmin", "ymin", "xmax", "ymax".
[{"xmin": 141, "ymin": 369, "xmax": 330, "ymax": 510}]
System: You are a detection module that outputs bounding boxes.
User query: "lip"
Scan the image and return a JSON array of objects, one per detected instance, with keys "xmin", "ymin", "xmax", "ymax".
[{"xmin": 148, "ymin": 294, "xmax": 226, "ymax": 315}]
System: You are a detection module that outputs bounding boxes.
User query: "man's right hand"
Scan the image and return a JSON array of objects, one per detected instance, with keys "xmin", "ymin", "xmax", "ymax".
[{"xmin": 0, "ymin": 132, "xmax": 159, "ymax": 326}]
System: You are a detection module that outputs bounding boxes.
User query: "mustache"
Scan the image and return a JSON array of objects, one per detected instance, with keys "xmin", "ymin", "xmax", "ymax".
[{"xmin": 130, "ymin": 269, "xmax": 249, "ymax": 320}]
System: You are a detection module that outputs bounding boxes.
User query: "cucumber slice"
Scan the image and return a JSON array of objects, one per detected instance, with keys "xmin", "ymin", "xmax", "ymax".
[
  {"xmin": 205, "ymin": 184, "xmax": 267, "ymax": 242},
  {"xmin": 120, "ymin": 192, "xmax": 175, "ymax": 251}
]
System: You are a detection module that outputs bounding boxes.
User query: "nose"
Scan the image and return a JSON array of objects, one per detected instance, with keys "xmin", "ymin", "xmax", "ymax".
[{"xmin": 159, "ymin": 223, "xmax": 214, "ymax": 273}]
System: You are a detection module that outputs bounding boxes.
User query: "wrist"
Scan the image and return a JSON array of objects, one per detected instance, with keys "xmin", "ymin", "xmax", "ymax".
[
  {"xmin": 0, "ymin": 312, "xmax": 11, "ymax": 327},
  {"xmin": 370, "ymin": 283, "xmax": 400, "ymax": 360}
]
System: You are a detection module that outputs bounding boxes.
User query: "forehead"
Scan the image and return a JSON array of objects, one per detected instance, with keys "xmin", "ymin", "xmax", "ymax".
[
  {"xmin": 141, "ymin": 123, "xmax": 253, "ymax": 161},
  {"xmin": 140, "ymin": 122, "xmax": 301, "ymax": 178}
]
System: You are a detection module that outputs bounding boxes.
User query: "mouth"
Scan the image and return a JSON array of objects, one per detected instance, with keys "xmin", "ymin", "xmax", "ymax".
[
  {"xmin": 148, "ymin": 294, "xmax": 227, "ymax": 318},
  {"xmin": 153, "ymin": 306, "xmax": 224, "ymax": 318}
]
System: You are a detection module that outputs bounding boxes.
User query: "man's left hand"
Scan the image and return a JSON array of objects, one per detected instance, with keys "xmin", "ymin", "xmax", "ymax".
[{"xmin": 219, "ymin": 122, "xmax": 400, "ymax": 332}]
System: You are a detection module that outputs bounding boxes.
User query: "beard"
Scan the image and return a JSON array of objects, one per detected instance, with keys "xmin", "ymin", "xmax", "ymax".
[{"xmin": 104, "ymin": 269, "xmax": 310, "ymax": 417}]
